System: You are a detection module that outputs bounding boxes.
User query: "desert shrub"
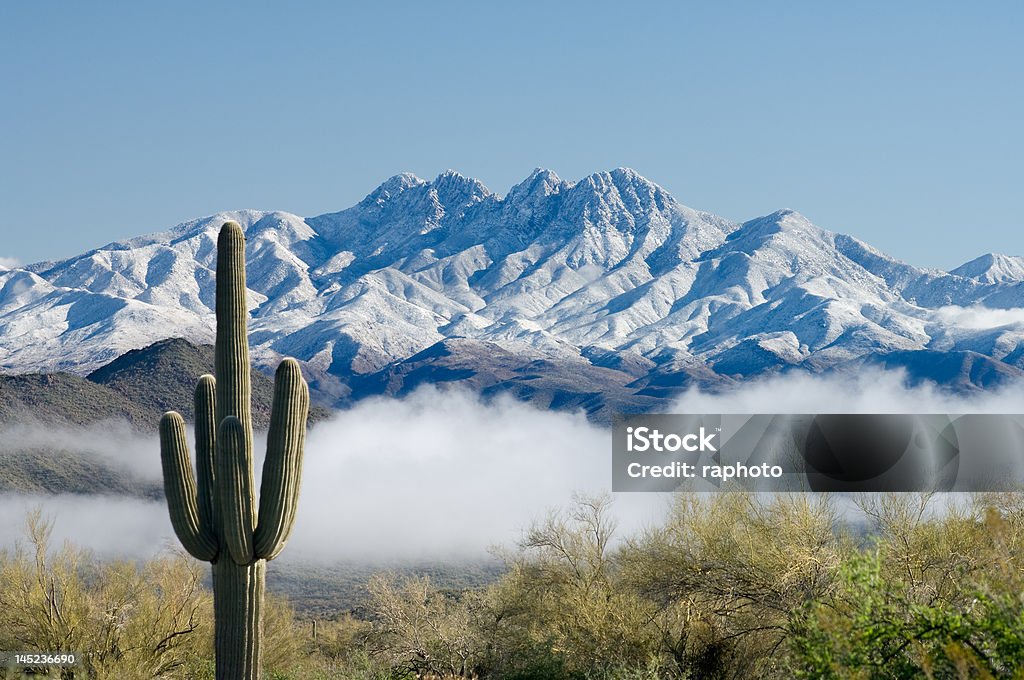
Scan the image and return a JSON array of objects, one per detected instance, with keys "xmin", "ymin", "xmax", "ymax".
[
  {"xmin": 364, "ymin": 572, "xmax": 486, "ymax": 678},
  {"xmin": 0, "ymin": 510, "xmax": 212, "ymax": 679},
  {"xmin": 3, "ymin": 491, "xmax": 1022, "ymax": 679},
  {"xmin": 0, "ymin": 510, "xmax": 348, "ymax": 680},
  {"xmin": 478, "ymin": 493, "xmax": 664, "ymax": 680},
  {"xmin": 359, "ymin": 494, "xmax": 665, "ymax": 679},
  {"xmin": 617, "ymin": 492, "xmax": 841, "ymax": 679}
]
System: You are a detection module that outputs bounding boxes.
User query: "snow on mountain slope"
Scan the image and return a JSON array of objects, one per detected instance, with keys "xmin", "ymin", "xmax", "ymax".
[
  {"xmin": 2, "ymin": 169, "xmax": 1023, "ymax": 397},
  {"xmin": 951, "ymin": 253, "xmax": 1024, "ymax": 285}
]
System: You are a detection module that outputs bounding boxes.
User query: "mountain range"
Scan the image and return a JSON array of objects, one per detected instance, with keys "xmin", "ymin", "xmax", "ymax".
[{"xmin": 2, "ymin": 168, "xmax": 1023, "ymax": 419}]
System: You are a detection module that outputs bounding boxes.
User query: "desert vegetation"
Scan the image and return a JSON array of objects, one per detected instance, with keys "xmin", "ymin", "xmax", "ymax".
[{"xmin": 2, "ymin": 490, "xmax": 1022, "ymax": 679}]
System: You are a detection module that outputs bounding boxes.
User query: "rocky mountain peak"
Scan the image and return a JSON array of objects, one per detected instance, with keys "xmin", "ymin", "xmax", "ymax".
[{"xmin": 1, "ymin": 169, "xmax": 1021, "ymax": 403}]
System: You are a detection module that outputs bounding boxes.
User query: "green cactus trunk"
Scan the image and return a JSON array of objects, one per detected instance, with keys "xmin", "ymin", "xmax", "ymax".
[
  {"xmin": 159, "ymin": 221, "xmax": 309, "ymax": 680},
  {"xmin": 213, "ymin": 558, "xmax": 265, "ymax": 677}
]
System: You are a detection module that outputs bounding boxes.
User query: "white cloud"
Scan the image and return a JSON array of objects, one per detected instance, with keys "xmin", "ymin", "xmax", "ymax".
[
  {"xmin": 286, "ymin": 388, "xmax": 665, "ymax": 561},
  {"xmin": 4, "ymin": 372, "xmax": 1024, "ymax": 562},
  {"xmin": 0, "ymin": 388, "xmax": 665, "ymax": 561},
  {"xmin": 1, "ymin": 418, "xmax": 162, "ymax": 480},
  {"xmin": 931, "ymin": 305, "xmax": 1024, "ymax": 330},
  {"xmin": 671, "ymin": 367, "xmax": 1024, "ymax": 414},
  {"xmin": 0, "ymin": 256, "xmax": 21, "ymax": 269},
  {"xmin": 0, "ymin": 494, "xmax": 174, "ymax": 559}
]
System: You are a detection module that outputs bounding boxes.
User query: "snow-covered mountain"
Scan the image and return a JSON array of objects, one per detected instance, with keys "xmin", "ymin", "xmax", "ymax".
[{"xmin": 2, "ymin": 168, "xmax": 1023, "ymax": 405}]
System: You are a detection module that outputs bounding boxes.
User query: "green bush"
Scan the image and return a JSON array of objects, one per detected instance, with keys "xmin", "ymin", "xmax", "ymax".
[{"xmin": 788, "ymin": 495, "xmax": 1024, "ymax": 679}]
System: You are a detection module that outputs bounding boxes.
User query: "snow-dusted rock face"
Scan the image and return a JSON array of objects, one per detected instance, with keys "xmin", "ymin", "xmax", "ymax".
[{"xmin": 2, "ymin": 168, "xmax": 1023, "ymax": 397}]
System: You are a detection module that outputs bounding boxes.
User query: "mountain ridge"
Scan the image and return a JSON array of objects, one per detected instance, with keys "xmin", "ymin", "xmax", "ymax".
[{"xmin": 2, "ymin": 168, "xmax": 1023, "ymax": 407}]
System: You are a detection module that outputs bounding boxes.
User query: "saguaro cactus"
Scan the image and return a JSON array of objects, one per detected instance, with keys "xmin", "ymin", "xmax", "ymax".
[{"xmin": 160, "ymin": 221, "xmax": 309, "ymax": 679}]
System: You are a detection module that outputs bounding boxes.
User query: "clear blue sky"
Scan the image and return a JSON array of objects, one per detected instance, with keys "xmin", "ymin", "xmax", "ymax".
[{"xmin": 2, "ymin": 1, "xmax": 1021, "ymax": 269}]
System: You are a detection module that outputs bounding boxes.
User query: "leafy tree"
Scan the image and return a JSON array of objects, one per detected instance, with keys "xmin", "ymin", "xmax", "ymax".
[{"xmin": 788, "ymin": 494, "xmax": 1024, "ymax": 679}]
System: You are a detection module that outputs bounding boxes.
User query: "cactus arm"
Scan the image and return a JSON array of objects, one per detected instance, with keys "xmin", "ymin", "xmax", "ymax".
[
  {"xmin": 159, "ymin": 411, "xmax": 218, "ymax": 561},
  {"xmin": 254, "ymin": 358, "xmax": 310, "ymax": 560},
  {"xmin": 215, "ymin": 221, "xmax": 253, "ymax": 449},
  {"xmin": 194, "ymin": 374, "xmax": 219, "ymax": 547},
  {"xmin": 218, "ymin": 415, "xmax": 256, "ymax": 565}
]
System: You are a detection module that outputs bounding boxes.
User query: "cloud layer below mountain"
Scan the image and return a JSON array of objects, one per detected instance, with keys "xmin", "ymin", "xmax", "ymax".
[
  {"xmin": 0, "ymin": 388, "xmax": 662, "ymax": 561},
  {"xmin": 931, "ymin": 305, "xmax": 1024, "ymax": 330},
  {"xmin": 672, "ymin": 366, "xmax": 1024, "ymax": 414},
  {"xmin": 3, "ymin": 369, "xmax": 1024, "ymax": 562}
]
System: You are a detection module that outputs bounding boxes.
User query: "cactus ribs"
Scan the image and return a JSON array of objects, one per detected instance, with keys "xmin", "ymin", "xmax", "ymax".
[{"xmin": 159, "ymin": 222, "xmax": 310, "ymax": 680}]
